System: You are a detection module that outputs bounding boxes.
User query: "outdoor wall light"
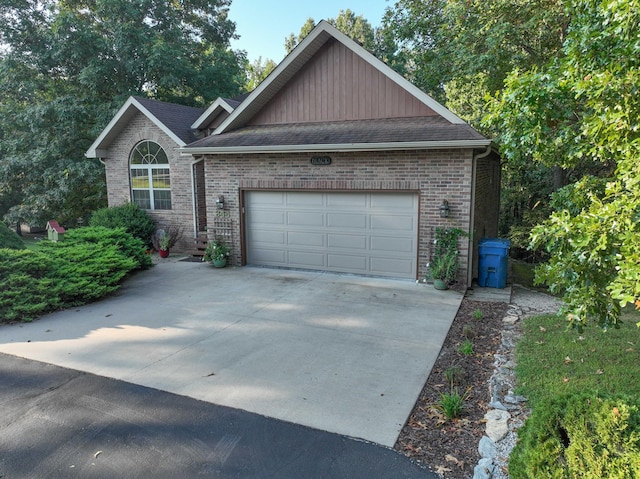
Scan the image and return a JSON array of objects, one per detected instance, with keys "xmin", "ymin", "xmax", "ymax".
[
  {"xmin": 439, "ymin": 199, "xmax": 450, "ymax": 218},
  {"xmin": 216, "ymin": 195, "xmax": 225, "ymax": 209}
]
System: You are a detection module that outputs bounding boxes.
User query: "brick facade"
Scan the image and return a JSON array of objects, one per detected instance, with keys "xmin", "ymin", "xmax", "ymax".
[
  {"xmin": 102, "ymin": 112, "xmax": 196, "ymax": 251},
  {"xmin": 202, "ymin": 149, "xmax": 478, "ymax": 282},
  {"xmin": 101, "ymin": 114, "xmax": 499, "ymax": 284}
]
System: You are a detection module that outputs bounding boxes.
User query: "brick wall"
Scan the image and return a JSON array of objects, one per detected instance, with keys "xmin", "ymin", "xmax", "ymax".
[
  {"xmin": 103, "ymin": 112, "xmax": 196, "ymax": 251},
  {"xmin": 202, "ymin": 149, "xmax": 475, "ymax": 282}
]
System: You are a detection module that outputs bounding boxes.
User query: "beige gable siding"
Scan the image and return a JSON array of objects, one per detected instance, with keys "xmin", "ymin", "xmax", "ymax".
[{"xmin": 249, "ymin": 39, "xmax": 436, "ymax": 125}]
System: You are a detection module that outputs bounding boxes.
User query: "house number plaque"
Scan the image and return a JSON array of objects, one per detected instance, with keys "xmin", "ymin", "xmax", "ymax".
[{"xmin": 310, "ymin": 155, "xmax": 332, "ymax": 166}]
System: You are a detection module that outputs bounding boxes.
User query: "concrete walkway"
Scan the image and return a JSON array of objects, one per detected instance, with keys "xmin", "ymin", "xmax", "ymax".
[{"xmin": 0, "ymin": 262, "xmax": 463, "ymax": 447}]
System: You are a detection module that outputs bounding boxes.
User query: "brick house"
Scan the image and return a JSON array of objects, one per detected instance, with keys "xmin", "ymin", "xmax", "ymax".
[{"xmin": 86, "ymin": 20, "xmax": 500, "ymax": 286}]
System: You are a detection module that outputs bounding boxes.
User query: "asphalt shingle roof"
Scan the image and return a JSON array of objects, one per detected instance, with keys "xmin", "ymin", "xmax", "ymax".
[
  {"xmin": 134, "ymin": 97, "xmax": 206, "ymax": 144},
  {"xmin": 186, "ymin": 116, "xmax": 486, "ymax": 149}
]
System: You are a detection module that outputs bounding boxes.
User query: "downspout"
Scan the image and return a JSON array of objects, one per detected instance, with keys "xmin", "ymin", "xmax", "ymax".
[
  {"xmin": 468, "ymin": 145, "xmax": 493, "ymax": 287},
  {"xmin": 190, "ymin": 156, "xmax": 204, "ymax": 239}
]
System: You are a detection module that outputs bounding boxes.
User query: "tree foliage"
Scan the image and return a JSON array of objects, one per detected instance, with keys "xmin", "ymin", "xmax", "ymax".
[
  {"xmin": 489, "ymin": 0, "xmax": 640, "ymax": 328},
  {"xmin": 383, "ymin": 0, "xmax": 569, "ymax": 105},
  {"xmin": 245, "ymin": 56, "xmax": 277, "ymax": 91},
  {"xmin": 0, "ymin": 0, "xmax": 245, "ymax": 228},
  {"xmin": 283, "ymin": 9, "xmax": 407, "ymax": 76}
]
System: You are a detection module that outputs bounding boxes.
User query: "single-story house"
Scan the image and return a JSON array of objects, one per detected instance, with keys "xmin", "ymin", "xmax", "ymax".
[{"xmin": 86, "ymin": 20, "xmax": 501, "ymax": 286}]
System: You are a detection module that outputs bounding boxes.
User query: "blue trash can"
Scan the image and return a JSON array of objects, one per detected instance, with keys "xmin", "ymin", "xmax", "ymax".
[{"xmin": 478, "ymin": 238, "xmax": 510, "ymax": 288}]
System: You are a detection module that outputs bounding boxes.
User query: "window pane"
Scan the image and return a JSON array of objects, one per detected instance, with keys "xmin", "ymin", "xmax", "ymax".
[
  {"xmin": 132, "ymin": 190, "xmax": 151, "ymax": 209},
  {"xmin": 155, "ymin": 147, "xmax": 168, "ymax": 164},
  {"xmin": 152, "ymin": 168, "xmax": 171, "ymax": 189},
  {"xmin": 154, "ymin": 190, "xmax": 172, "ymax": 210},
  {"xmin": 131, "ymin": 169, "xmax": 149, "ymax": 188}
]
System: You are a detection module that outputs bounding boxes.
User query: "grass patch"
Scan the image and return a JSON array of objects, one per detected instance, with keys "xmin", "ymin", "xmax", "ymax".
[
  {"xmin": 510, "ymin": 259, "xmax": 540, "ymax": 290},
  {"xmin": 515, "ymin": 311, "xmax": 640, "ymax": 407}
]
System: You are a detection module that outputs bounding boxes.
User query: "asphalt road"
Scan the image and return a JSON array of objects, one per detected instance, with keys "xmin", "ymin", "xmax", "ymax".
[{"xmin": 0, "ymin": 353, "xmax": 436, "ymax": 478}]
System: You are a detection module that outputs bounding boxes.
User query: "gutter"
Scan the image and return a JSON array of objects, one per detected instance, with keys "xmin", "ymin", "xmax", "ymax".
[
  {"xmin": 181, "ymin": 139, "xmax": 492, "ymax": 155},
  {"xmin": 467, "ymin": 144, "xmax": 496, "ymax": 286}
]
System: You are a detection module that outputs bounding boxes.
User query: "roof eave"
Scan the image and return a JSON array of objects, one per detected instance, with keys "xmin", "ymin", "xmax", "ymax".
[
  {"xmin": 182, "ymin": 139, "xmax": 492, "ymax": 155},
  {"xmin": 190, "ymin": 98, "xmax": 235, "ymax": 130}
]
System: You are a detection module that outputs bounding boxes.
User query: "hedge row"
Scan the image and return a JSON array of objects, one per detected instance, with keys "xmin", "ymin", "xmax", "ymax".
[
  {"xmin": 510, "ymin": 392, "xmax": 640, "ymax": 478},
  {"xmin": 0, "ymin": 227, "xmax": 151, "ymax": 322}
]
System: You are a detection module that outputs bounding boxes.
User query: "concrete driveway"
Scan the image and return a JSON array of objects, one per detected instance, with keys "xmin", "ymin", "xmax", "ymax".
[{"xmin": 0, "ymin": 262, "xmax": 462, "ymax": 447}]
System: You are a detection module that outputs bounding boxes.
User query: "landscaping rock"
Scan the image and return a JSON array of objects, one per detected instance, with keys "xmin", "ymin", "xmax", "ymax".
[
  {"xmin": 478, "ymin": 436, "xmax": 498, "ymax": 459},
  {"xmin": 473, "ymin": 458, "xmax": 495, "ymax": 479},
  {"xmin": 485, "ymin": 409, "xmax": 510, "ymax": 442}
]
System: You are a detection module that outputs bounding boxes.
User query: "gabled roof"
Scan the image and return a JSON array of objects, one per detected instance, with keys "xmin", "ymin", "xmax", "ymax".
[
  {"xmin": 86, "ymin": 97, "xmax": 205, "ymax": 158},
  {"xmin": 211, "ymin": 20, "xmax": 467, "ymax": 137},
  {"xmin": 183, "ymin": 20, "xmax": 487, "ymax": 154}
]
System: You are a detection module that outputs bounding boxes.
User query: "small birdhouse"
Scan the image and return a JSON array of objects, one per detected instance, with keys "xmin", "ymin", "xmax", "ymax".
[{"xmin": 46, "ymin": 220, "xmax": 66, "ymax": 242}]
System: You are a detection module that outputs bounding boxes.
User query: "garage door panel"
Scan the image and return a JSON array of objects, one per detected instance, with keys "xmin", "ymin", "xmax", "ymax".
[
  {"xmin": 371, "ymin": 194, "xmax": 416, "ymax": 210},
  {"xmin": 251, "ymin": 229, "xmax": 286, "ymax": 245},
  {"xmin": 370, "ymin": 236, "xmax": 415, "ymax": 254},
  {"xmin": 327, "ymin": 213, "xmax": 367, "ymax": 229},
  {"xmin": 288, "ymin": 231, "xmax": 324, "ymax": 247},
  {"xmin": 248, "ymin": 191, "xmax": 285, "ymax": 206},
  {"xmin": 326, "ymin": 193, "xmax": 368, "ymax": 208},
  {"xmin": 289, "ymin": 251, "xmax": 326, "ymax": 267},
  {"xmin": 246, "ymin": 192, "xmax": 418, "ymax": 279},
  {"xmin": 251, "ymin": 248, "xmax": 287, "ymax": 263},
  {"xmin": 370, "ymin": 214, "xmax": 415, "ymax": 231},
  {"xmin": 251, "ymin": 210, "xmax": 285, "ymax": 225},
  {"xmin": 286, "ymin": 192, "xmax": 324, "ymax": 207},
  {"xmin": 328, "ymin": 234, "xmax": 367, "ymax": 249},
  {"xmin": 287, "ymin": 211, "xmax": 324, "ymax": 226},
  {"xmin": 328, "ymin": 254, "xmax": 367, "ymax": 271},
  {"xmin": 370, "ymin": 257, "xmax": 414, "ymax": 276}
]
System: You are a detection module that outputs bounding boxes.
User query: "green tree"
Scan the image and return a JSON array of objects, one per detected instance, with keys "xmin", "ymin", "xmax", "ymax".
[
  {"xmin": 284, "ymin": 10, "xmax": 407, "ymax": 77},
  {"xmin": 489, "ymin": 0, "xmax": 640, "ymax": 328},
  {"xmin": 284, "ymin": 9, "xmax": 381, "ymax": 53},
  {"xmin": 245, "ymin": 56, "xmax": 277, "ymax": 91},
  {"xmin": 284, "ymin": 17, "xmax": 316, "ymax": 54},
  {"xmin": 383, "ymin": 0, "xmax": 569, "ymax": 104},
  {"xmin": 0, "ymin": 0, "xmax": 245, "ymax": 228}
]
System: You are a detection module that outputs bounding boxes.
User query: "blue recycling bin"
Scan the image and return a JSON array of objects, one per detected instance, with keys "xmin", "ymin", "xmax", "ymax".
[{"xmin": 478, "ymin": 238, "xmax": 510, "ymax": 288}]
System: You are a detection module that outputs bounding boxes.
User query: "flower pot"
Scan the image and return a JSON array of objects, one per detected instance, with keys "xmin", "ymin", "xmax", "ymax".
[
  {"xmin": 158, "ymin": 249, "xmax": 170, "ymax": 258},
  {"xmin": 212, "ymin": 257, "xmax": 227, "ymax": 268},
  {"xmin": 433, "ymin": 279, "xmax": 449, "ymax": 290}
]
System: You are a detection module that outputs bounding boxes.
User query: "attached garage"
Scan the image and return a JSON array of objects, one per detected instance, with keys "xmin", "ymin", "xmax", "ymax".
[
  {"xmin": 87, "ymin": 20, "xmax": 502, "ymax": 286},
  {"xmin": 245, "ymin": 191, "xmax": 419, "ymax": 279}
]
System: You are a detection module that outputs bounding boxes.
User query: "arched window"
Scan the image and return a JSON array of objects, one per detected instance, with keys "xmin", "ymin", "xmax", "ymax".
[{"xmin": 129, "ymin": 140, "xmax": 172, "ymax": 210}]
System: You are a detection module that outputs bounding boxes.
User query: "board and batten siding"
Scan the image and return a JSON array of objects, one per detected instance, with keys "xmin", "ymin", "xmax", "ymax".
[{"xmin": 249, "ymin": 39, "xmax": 436, "ymax": 125}]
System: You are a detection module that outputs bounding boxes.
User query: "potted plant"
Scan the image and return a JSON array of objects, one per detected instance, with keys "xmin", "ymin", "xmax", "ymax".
[
  {"xmin": 426, "ymin": 252, "xmax": 459, "ymax": 290},
  {"xmin": 203, "ymin": 238, "xmax": 230, "ymax": 268},
  {"xmin": 151, "ymin": 224, "xmax": 184, "ymax": 258},
  {"xmin": 157, "ymin": 233, "xmax": 171, "ymax": 258},
  {"xmin": 426, "ymin": 227, "xmax": 469, "ymax": 290}
]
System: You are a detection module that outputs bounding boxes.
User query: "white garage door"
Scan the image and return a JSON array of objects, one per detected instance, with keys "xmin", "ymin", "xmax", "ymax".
[{"xmin": 245, "ymin": 191, "xmax": 419, "ymax": 279}]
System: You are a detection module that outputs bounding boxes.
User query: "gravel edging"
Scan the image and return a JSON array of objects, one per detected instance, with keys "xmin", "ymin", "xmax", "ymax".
[{"xmin": 471, "ymin": 286, "xmax": 562, "ymax": 479}]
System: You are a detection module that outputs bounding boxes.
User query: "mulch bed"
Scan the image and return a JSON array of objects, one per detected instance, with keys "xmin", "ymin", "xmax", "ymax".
[{"xmin": 394, "ymin": 297, "xmax": 509, "ymax": 478}]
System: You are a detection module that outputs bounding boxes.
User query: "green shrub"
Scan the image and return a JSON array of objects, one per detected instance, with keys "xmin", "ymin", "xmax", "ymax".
[
  {"xmin": 510, "ymin": 392, "xmax": 640, "ymax": 479},
  {"xmin": 89, "ymin": 203, "xmax": 156, "ymax": 247},
  {"xmin": 0, "ymin": 221, "xmax": 25, "ymax": 250},
  {"xmin": 0, "ymin": 249, "xmax": 60, "ymax": 321},
  {"xmin": 61, "ymin": 226, "xmax": 152, "ymax": 270},
  {"xmin": 0, "ymin": 227, "xmax": 151, "ymax": 322}
]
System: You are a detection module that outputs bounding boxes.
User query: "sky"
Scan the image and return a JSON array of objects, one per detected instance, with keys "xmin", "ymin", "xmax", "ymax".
[{"xmin": 227, "ymin": 1, "xmax": 392, "ymax": 64}]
